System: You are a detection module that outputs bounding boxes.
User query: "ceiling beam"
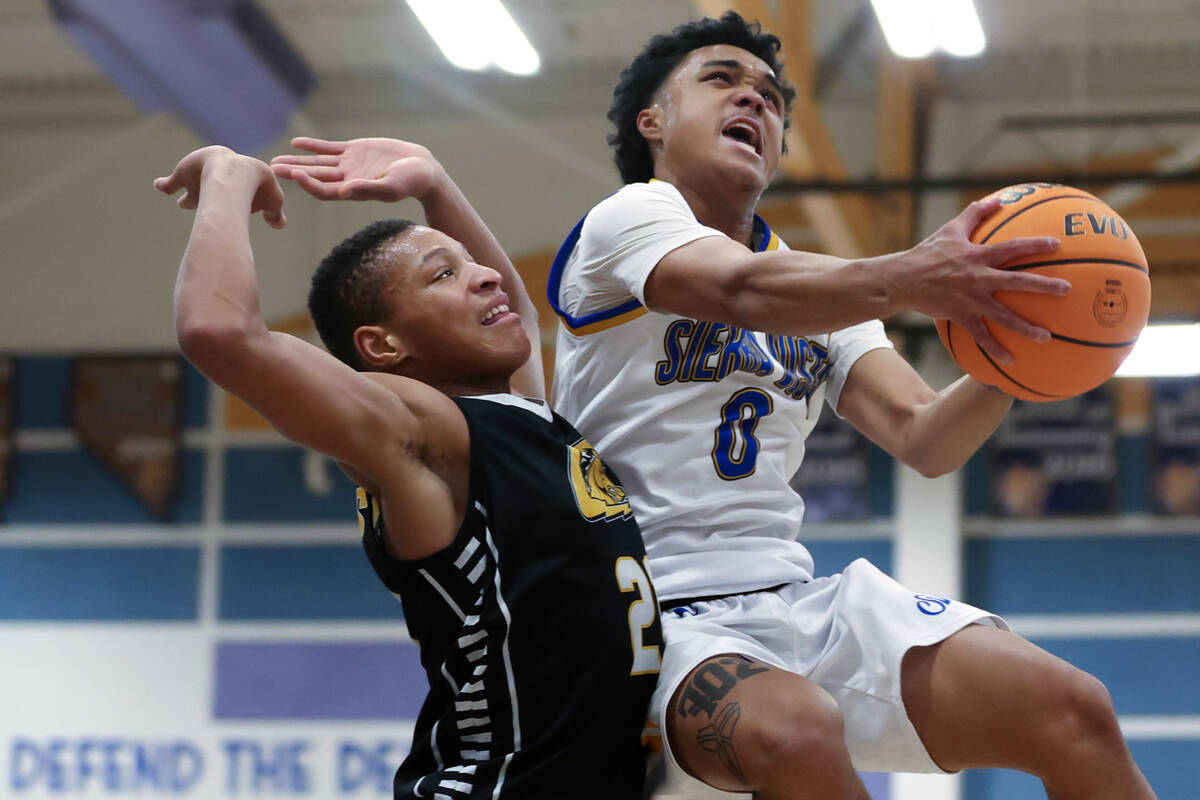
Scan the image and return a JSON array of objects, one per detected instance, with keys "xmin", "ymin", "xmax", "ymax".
[
  {"xmin": 1103, "ymin": 133, "xmax": 1200, "ymax": 212},
  {"xmin": 691, "ymin": 1, "xmax": 769, "ymax": 23},
  {"xmin": 876, "ymin": 50, "xmax": 935, "ymax": 250},
  {"xmin": 813, "ymin": 2, "xmax": 874, "ymax": 99},
  {"xmin": 875, "ymin": 49, "xmax": 917, "ymax": 252},
  {"xmin": 1142, "ymin": 274, "xmax": 1200, "ymax": 320},
  {"xmin": 773, "ymin": 1, "xmax": 878, "ymax": 256},
  {"xmin": 691, "ymin": 1, "xmax": 738, "ymax": 20},
  {"xmin": 766, "ymin": 167, "xmax": 1200, "ymax": 195}
]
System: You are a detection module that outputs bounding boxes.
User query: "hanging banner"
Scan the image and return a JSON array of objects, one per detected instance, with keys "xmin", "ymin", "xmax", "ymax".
[
  {"xmin": 1151, "ymin": 378, "xmax": 1200, "ymax": 515},
  {"xmin": 793, "ymin": 410, "xmax": 871, "ymax": 522},
  {"xmin": 73, "ymin": 356, "xmax": 180, "ymax": 519},
  {"xmin": 989, "ymin": 387, "xmax": 1117, "ymax": 517},
  {"xmin": 0, "ymin": 356, "xmax": 11, "ymax": 501}
]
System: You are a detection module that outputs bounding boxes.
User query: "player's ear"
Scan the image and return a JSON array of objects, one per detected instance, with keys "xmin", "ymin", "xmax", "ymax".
[
  {"xmin": 636, "ymin": 105, "xmax": 665, "ymax": 144},
  {"xmin": 355, "ymin": 325, "xmax": 409, "ymax": 370}
]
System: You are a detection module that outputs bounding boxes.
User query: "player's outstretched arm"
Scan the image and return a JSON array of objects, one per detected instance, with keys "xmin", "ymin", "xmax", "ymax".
[
  {"xmin": 271, "ymin": 137, "xmax": 545, "ymax": 399},
  {"xmin": 156, "ymin": 146, "xmax": 466, "ymax": 559},
  {"xmin": 835, "ymin": 348, "xmax": 1011, "ymax": 478},
  {"xmin": 644, "ymin": 198, "xmax": 1069, "ymax": 364}
]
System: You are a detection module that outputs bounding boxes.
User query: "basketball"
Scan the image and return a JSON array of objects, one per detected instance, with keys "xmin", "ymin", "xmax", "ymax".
[{"xmin": 935, "ymin": 183, "xmax": 1151, "ymax": 402}]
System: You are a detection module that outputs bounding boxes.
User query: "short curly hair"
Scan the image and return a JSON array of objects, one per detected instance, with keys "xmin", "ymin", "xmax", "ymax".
[
  {"xmin": 607, "ymin": 11, "xmax": 797, "ymax": 184},
  {"xmin": 308, "ymin": 219, "xmax": 417, "ymax": 370}
]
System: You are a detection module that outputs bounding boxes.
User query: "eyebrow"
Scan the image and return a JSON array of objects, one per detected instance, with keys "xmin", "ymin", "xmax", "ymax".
[
  {"xmin": 421, "ymin": 246, "xmax": 452, "ymax": 265},
  {"xmin": 700, "ymin": 58, "xmax": 784, "ymax": 97}
]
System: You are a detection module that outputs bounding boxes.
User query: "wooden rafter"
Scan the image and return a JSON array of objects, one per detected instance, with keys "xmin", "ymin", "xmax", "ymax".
[
  {"xmin": 875, "ymin": 50, "xmax": 934, "ymax": 251},
  {"xmin": 774, "ymin": 1, "xmax": 877, "ymax": 258}
]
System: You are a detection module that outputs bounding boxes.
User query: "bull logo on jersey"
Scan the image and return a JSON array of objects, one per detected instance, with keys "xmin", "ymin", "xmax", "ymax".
[
  {"xmin": 356, "ymin": 487, "xmax": 382, "ymax": 537},
  {"xmin": 568, "ymin": 439, "xmax": 633, "ymax": 522}
]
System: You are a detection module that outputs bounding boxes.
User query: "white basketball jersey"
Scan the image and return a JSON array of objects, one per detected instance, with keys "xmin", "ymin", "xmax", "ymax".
[{"xmin": 549, "ymin": 180, "xmax": 892, "ymax": 602}]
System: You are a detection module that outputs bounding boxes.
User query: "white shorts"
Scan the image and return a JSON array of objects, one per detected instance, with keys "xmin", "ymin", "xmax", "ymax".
[{"xmin": 645, "ymin": 558, "xmax": 1007, "ymax": 799}]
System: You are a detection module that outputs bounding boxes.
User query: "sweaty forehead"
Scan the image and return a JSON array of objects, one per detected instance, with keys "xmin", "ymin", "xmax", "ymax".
[
  {"xmin": 407, "ymin": 226, "xmax": 459, "ymax": 255},
  {"xmin": 373, "ymin": 228, "xmax": 422, "ymax": 276},
  {"xmin": 382, "ymin": 227, "xmax": 467, "ymax": 285},
  {"xmin": 672, "ymin": 44, "xmax": 775, "ymax": 83},
  {"xmin": 371, "ymin": 226, "xmax": 430, "ymax": 289}
]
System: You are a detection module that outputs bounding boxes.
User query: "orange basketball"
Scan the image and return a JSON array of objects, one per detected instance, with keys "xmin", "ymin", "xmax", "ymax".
[{"xmin": 935, "ymin": 183, "xmax": 1151, "ymax": 402}]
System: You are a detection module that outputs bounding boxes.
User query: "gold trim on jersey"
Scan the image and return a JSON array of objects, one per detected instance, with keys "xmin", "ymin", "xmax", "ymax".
[
  {"xmin": 563, "ymin": 213, "xmax": 779, "ymax": 337},
  {"xmin": 558, "ymin": 304, "xmax": 649, "ymax": 335}
]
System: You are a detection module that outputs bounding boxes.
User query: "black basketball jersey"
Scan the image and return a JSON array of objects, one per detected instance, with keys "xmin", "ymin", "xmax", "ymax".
[{"xmin": 359, "ymin": 394, "xmax": 663, "ymax": 799}]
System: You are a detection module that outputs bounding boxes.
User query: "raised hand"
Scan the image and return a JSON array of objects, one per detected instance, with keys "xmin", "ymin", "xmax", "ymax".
[
  {"xmin": 891, "ymin": 197, "xmax": 1069, "ymax": 364},
  {"xmin": 270, "ymin": 137, "xmax": 445, "ymax": 203},
  {"xmin": 154, "ymin": 145, "xmax": 286, "ymax": 229}
]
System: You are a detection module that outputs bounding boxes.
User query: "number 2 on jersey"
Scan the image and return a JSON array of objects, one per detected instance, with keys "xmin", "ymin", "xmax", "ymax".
[
  {"xmin": 615, "ymin": 556, "xmax": 661, "ymax": 676},
  {"xmin": 711, "ymin": 388, "xmax": 773, "ymax": 480}
]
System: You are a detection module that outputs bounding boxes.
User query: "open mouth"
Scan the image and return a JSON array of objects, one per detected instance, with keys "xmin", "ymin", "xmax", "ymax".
[
  {"xmin": 722, "ymin": 120, "xmax": 762, "ymax": 156},
  {"xmin": 481, "ymin": 303, "xmax": 511, "ymax": 325}
]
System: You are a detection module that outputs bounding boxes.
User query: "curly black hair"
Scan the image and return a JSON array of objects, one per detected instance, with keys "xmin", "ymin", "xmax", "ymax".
[
  {"xmin": 607, "ymin": 11, "xmax": 797, "ymax": 184},
  {"xmin": 308, "ymin": 218, "xmax": 417, "ymax": 370}
]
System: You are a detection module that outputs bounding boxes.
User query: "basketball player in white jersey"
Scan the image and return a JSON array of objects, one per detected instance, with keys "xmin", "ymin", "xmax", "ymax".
[{"xmin": 547, "ymin": 12, "xmax": 1155, "ymax": 800}]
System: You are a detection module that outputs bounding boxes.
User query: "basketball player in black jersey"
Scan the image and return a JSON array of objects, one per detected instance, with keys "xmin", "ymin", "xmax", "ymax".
[{"xmin": 156, "ymin": 141, "xmax": 663, "ymax": 799}]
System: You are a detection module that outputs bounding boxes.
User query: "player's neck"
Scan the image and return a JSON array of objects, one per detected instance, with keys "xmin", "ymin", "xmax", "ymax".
[{"xmin": 658, "ymin": 170, "xmax": 759, "ymax": 248}]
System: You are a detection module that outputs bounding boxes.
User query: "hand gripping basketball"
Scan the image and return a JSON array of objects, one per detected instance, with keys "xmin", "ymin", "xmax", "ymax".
[{"xmin": 936, "ymin": 183, "xmax": 1151, "ymax": 402}]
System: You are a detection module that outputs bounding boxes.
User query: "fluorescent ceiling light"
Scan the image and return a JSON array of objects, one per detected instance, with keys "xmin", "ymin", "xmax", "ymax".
[
  {"xmin": 870, "ymin": 0, "xmax": 937, "ymax": 58},
  {"xmin": 929, "ymin": 0, "xmax": 986, "ymax": 57},
  {"xmin": 1116, "ymin": 324, "xmax": 1200, "ymax": 377},
  {"xmin": 405, "ymin": 0, "xmax": 540, "ymax": 76},
  {"xmin": 870, "ymin": 0, "xmax": 986, "ymax": 59}
]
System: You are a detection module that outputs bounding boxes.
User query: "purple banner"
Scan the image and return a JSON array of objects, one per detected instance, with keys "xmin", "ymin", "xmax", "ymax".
[
  {"xmin": 792, "ymin": 410, "xmax": 871, "ymax": 521},
  {"xmin": 989, "ymin": 387, "xmax": 1117, "ymax": 517},
  {"xmin": 0, "ymin": 357, "xmax": 10, "ymax": 500},
  {"xmin": 1151, "ymin": 378, "xmax": 1200, "ymax": 515},
  {"xmin": 214, "ymin": 641, "xmax": 425, "ymax": 720}
]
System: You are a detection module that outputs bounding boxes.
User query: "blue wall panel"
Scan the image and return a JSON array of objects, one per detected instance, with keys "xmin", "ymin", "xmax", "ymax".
[
  {"xmin": 180, "ymin": 360, "xmax": 210, "ymax": 428},
  {"xmin": 868, "ymin": 444, "xmax": 894, "ymax": 517},
  {"xmin": 5, "ymin": 448, "xmax": 205, "ymax": 524},
  {"xmin": 223, "ymin": 448, "xmax": 358, "ymax": 522},
  {"xmin": 964, "ymin": 449, "xmax": 990, "ymax": 516},
  {"xmin": 219, "ymin": 544, "xmax": 404, "ymax": 621},
  {"xmin": 966, "ymin": 740, "xmax": 1200, "ymax": 799},
  {"xmin": 14, "ymin": 357, "xmax": 71, "ymax": 429},
  {"xmin": 1117, "ymin": 433, "xmax": 1150, "ymax": 513},
  {"xmin": 807, "ymin": 539, "xmax": 892, "ymax": 579},
  {"xmin": 965, "ymin": 766, "xmax": 1053, "ymax": 799},
  {"xmin": 1025, "ymin": 637, "xmax": 1200, "ymax": 715},
  {"xmin": 1127, "ymin": 739, "xmax": 1200, "ymax": 800},
  {"xmin": 14, "ymin": 357, "xmax": 204, "ymax": 430},
  {"xmin": 967, "ymin": 535, "xmax": 1200, "ymax": 614},
  {"xmin": 0, "ymin": 546, "xmax": 199, "ymax": 620}
]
